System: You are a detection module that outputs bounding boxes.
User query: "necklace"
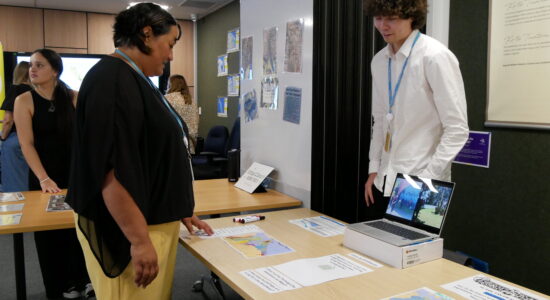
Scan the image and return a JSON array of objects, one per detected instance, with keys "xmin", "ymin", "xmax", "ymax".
[
  {"xmin": 34, "ymin": 85, "xmax": 56, "ymax": 113},
  {"xmin": 48, "ymin": 101, "xmax": 55, "ymax": 113}
]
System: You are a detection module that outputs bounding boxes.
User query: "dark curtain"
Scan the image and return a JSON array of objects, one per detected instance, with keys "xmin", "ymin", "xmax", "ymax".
[{"xmin": 311, "ymin": 0, "xmax": 383, "ymax": 223}]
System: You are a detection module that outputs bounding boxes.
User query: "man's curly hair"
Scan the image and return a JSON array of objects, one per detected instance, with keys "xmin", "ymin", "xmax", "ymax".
[{"xmin": 363, "ymin": 0, "xmax": 428, "ymax": 30}]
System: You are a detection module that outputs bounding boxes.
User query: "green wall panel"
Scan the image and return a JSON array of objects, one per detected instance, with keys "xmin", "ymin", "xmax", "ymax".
[
  {"xmin": 446, "ymin": 0, "xmax": 550, "ymax": 294},
  {"xmin": 196, "ymin": 1, "xmax": 240, "ymax": 137}
]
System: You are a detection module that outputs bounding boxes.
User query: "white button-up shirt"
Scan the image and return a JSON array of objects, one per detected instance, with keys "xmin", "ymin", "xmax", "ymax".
[{"xmin": 369, "ymin": 30, "xmax": 469, "ymax": 196}]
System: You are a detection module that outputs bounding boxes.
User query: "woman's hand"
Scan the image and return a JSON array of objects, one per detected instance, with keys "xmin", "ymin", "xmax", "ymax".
[
  {"xmin": 130, "ymin": 240, "xmax": 159, "ymax": 288},
  {"xmin": 102, "ymin": 169, "xmax": 158, "ymax": 288},
  {"xmin": 40, "ymin": 177, "xmax": 61, "ymax": 193},
  {"xmin": 182, "ymin": 215, "xmax": 214, "ymax": 236}
]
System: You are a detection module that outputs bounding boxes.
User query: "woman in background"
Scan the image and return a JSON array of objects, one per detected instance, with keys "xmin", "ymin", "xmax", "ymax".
[
  {"xmin": 0, "ymin": 61, "xmax": 32, "ymax": 192},
  {"xmin": 165, "ymin": 74, "xmax": 199, "ymax": 153},
  {"xmin": 14, "ymin": 48, "xmax": 90, "ymax": 299}
]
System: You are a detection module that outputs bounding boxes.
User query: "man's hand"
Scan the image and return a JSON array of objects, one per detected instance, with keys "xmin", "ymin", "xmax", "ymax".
[
  {"xmin": 130, "ymin": 240, "xmax": 159, "ymax": 288},
  {"xmin": 364, "ymin": 173, "xmax": 378, "ymax": 207},
  {"xmin": 183, "ymin": 215, "xmax": 214, "ymax": 236}
]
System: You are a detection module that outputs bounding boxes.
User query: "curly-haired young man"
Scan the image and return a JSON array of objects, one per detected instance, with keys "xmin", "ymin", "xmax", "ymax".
[{"xmin": 363, "ymin": 0, "xmax": 469, "ymax": 219}]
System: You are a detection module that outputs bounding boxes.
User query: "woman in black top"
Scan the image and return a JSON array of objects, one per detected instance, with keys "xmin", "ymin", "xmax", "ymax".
[
  {"xmin": 66, "ymin": 3, "xmax": 213, "ymax": 299},
  {"xmin": 14, "ymin": 49, "xmax": 90, "ymax": 299},
  {"xmin": 15, "ymin": 50, "xmax": 75, "ymax": 193},
  {"xmin": 1, "ymin": 61, "xmax": 32, "ymax": 191}
]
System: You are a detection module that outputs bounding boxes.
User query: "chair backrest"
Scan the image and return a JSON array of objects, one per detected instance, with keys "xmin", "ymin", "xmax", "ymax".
[
  {"xmin": 203, "ymin": 125, "xmax": 229, "ymax": 154},
  {"xmin": 227, "ymin": 117, "xmax": 240, "ymax": 151}
]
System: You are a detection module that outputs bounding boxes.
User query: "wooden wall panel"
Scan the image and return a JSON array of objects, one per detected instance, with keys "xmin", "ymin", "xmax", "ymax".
[
  {"xmin": 171, "ymin": 20, "xmax": 195, "ymax": 86},
  {"xmin": 44, "ymin": 9, "xmax": 87, "ymax": 49},
  {"xmin": 87, "ymin": 13, "xmax": 115, "ymax": 55},
  {"xmin": 0, "ymin": 6, "xmax": 196, "ymax": 79},
  {"xmin": 0, "ymin": 6, "xmax": 44, "ymax": 52},
  {"xmin": 46, "ymin": 47, "xmax": 87, "ymax": 54}
]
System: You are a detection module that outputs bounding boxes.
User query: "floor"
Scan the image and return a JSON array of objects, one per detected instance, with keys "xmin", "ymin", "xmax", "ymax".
[{"xmin": 0, "ymin": 231, "xmax": 244, "ymax": 300}]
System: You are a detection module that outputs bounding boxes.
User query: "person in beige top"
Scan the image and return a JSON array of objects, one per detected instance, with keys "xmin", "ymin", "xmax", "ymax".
[{"xmin": 165, "ymin": 74, "xmax": 199, "ymax": 153}]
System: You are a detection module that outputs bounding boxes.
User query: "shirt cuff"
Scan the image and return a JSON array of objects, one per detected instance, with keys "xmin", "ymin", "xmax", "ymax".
[{"xmin": 368, "ymin": 160, "xmax": 380, "ymax": 174}]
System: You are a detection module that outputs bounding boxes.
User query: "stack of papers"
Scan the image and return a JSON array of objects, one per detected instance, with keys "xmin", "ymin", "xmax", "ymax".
[
  {"xmin": 180, "ymin": 224, "xmax": 262, "ymax": 239},
  {"xmin": 289, "ymin": 216, "xmax": 346, "ymax": 237},
  {"xmin": 240, "ymin": 254, "xmax": 373, "ymax": 293},
  {"xmin": 180, "ymin": 224, "xmax": 294, "ymax": 258},
  {"xmin": 0, "ymin": 192, "xmax": 25, "ymax": 203},
  {"xmin": 0, "ymin": 203, "xmax": 25, "ymax": 213},
  {"xmin": 383, "ymin": 287, "xmax": 454, "ymax": 300},
  {"xmin": 46, "ymin": 195, "xmax": 71, "ymax": 212},
  {"xmin": 223, "ymin": 231, "xmax": 294, "ymax": 258},
  {"xmin": 0, "ymin": 213, "xmax": 22, "ymax": 226},
  {"xmin": 442, "ymin": 275, "xmax": 546, "ymax": 300}
]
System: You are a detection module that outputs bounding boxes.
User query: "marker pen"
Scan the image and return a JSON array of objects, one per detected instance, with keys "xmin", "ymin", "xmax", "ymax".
[
  {"xmin": 233, "ymin": 215, "xmax": 257, "ymax": 222},
  {"xmin": 236, "ymin": 215, "xmax": 265, "ymax": 223},
  {"xmin": 233, "ymin": 216, "xmax": 248, "ymax": 222},
  {"xmin": 233, "ymin": 215, "xmax": 263, "ymax": 222}
]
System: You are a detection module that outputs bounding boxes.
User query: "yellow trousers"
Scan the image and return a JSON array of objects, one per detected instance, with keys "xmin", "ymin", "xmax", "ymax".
[{"xmin": 74, "ymin": 214, "xmax": 180, "ymax": 300}]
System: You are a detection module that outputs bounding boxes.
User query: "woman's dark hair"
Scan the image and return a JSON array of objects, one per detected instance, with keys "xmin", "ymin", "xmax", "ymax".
[
  {"xmin": 32, "ymin": 48, "xmax": 75, "ymax": 140},
  {"xmin": 363, "ymin": 0, "xmax": 428, "ymax": 30},
  {"xmin": 168, "ymin": 74, "xmax": 192, "ymax": 104},
  {"xmin": 114, "ymin": 2, "xmax": 181, "ymax": 54}
]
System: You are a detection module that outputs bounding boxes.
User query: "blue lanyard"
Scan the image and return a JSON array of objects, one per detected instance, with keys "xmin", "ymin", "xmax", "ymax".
[
  {"xmin": 387, "ymin": 31, "xmax": 421, "ymax": 114},
  {"xmin": 115, "ymin": 49, "xmax": 187, "ymax": 140}
]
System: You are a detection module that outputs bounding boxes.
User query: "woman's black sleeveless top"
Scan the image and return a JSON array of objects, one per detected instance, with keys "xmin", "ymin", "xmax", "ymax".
[{"xmin": 28, "ymin": 90, "xmax": 72, "ymax": 190}]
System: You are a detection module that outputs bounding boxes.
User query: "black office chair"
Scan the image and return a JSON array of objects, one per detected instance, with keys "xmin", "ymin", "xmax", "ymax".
[
  {"xmin": 192, "ymin": 119, "xmax": 240, "ymax": 180},
  {"xmin": 192, "ymin": 125, "xmax": 229, "ymax": 166}
]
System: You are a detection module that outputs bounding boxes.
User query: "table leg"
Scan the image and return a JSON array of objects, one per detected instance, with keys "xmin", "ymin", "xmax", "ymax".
[
  {"xmin": 191, "ymin": 213, "xmax": 225, "ymax": 298},
  {"xmin": 208, "ymin": 214, "xmax": 225, "ymax": 298},
  {"xmin": 211, "ymin": 272, "xmax": 226, "ymax": 299},
  {"xmin": 13, "ymin": 233, "xmax": 27, "ymax": 300}
]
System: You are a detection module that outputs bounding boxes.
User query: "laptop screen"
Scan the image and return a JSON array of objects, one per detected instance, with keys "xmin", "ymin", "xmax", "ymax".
[{"xmin": 385, "ymin": 173, "xmax": 455, "ymax": 234}]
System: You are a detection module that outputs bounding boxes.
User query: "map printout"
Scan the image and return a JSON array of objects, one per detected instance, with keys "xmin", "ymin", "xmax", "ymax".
[{"xmin": 224, "ymin": 232, "xmax": 294, "ymax": 258}]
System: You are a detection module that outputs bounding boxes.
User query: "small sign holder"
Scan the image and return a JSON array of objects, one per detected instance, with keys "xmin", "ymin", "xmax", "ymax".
[{"xmin": 234, "ymin": 162, "xmax": 274, "ymax": 193}]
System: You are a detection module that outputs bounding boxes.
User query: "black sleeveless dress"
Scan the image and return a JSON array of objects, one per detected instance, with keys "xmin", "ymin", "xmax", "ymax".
[
  {"xmin": 28, "ymin": 90, "xmax": 71, "ymax": 190},
  {"xmin": 29, "ymin": 90, "xmax": 89, "ymax": 298}
]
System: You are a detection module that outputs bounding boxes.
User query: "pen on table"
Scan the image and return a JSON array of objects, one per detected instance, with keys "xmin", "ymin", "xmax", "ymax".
[
  {"xmin": 233, "ymin": 215, "xmax": 260, "ymax": 222},
  {"xmin": 233, "ymin": 215, "xmax": 266, "ymax": 223}
]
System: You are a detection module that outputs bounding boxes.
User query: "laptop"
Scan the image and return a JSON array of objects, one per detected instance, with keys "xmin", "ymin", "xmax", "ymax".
[{"xmin": 348, "ymin": 173, "xmax": 455, "ymax": 247}]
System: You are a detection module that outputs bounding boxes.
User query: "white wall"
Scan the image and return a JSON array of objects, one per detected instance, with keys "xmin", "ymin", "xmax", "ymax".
[
  {"xmin": 240, "ymin": 0, "xmax": 313, "ymax": 207},
  {"xmin": 427, "ymin": 0, "xmax": 450, "ymax": 46}
]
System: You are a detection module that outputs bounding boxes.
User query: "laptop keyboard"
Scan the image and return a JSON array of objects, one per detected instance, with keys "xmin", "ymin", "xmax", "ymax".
[{"xmin": 367, "ymin": 221, "xmax": 430, "ymax": 240}]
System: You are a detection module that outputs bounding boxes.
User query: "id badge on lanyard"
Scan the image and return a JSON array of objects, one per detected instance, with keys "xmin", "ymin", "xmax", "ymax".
[
  {"xmin": 385, "ymin": 31, "xmax": 420, "ymax": 152},
  {"xmin": 384, "ymin": 113, "xmax": 393, "ymax": 152}
]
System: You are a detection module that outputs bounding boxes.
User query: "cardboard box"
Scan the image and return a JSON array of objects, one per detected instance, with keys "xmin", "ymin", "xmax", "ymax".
[{"xmin": 343, "ymin": 227, "xmax": 443, "ymax": 269}]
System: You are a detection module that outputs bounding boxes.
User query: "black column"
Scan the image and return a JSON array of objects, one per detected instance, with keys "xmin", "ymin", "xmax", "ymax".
[{"xmin": 311, "ymin": 0, "xmax": 381, "ymax": 223}]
